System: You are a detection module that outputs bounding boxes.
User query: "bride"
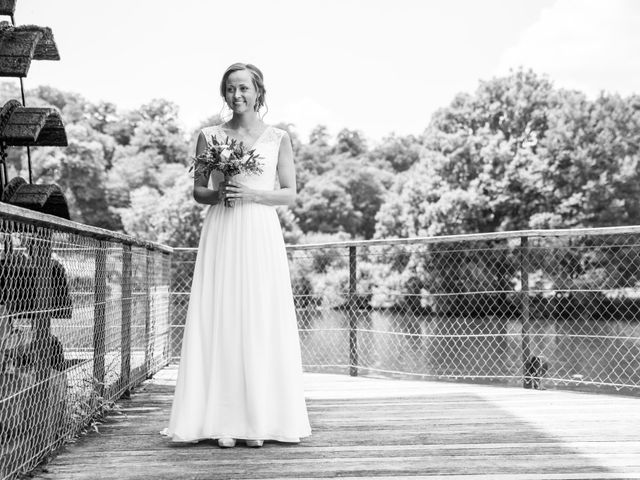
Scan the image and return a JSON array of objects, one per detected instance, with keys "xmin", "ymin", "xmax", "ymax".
[{"xmin": 162, "ymin": 62, "xmax": 312, "ymax": 448}]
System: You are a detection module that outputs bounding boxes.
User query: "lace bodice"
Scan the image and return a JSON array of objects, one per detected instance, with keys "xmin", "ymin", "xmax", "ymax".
[{"xmin": 200, "ymin": 124, "xmax": 285, "ymax": 191}]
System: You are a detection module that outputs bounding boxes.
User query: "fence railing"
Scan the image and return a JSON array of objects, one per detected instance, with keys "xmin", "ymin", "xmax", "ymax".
[
  {"xmin": 170, "ymin": 226, "xmax": 640, "ymax": 396},
  {"xmin": 0, "ymin": 203, "xmax": 172, "ymax": 480}
]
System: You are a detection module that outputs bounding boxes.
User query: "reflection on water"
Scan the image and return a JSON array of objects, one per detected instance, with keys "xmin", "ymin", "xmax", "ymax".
[{"xmin": 297, "ymin": 308, "xmax": 640, "ymax": 393}]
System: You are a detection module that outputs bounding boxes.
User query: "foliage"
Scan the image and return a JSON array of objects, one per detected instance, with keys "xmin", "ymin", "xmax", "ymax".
[
  {"xmin": 368, "ymin": 133, "xmax": 422, "ymax": 172},
  {"xmin": 295, "ymin": 158, "xmax": 392, "ymax": 239},
  {"xmin": 2, "ymin": 67, "xmax": 639, "ymax": 312},
  {"xmin": 373, "ymin": 68, "xmax": 640, "ymax": 309},
  {"xmin": 376, "ymin": 69, "xmax": 640, "ymax": 240},
  {"xmin": 118, "ymin": 170, "xmax": 206, "ymax": 247}
]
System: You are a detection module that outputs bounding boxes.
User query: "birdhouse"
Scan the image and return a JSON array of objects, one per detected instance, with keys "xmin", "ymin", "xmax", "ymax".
[
  {"xmin": 0, "ymin": 0, "xmax": 17, "ymax": 17},
  {"xmin": 0, "ymin": 21, "xmax": 60, "ymax": 77},
  {"xmin": 0, "ymin": 13, "xmax": 69, "ymax": 219}
]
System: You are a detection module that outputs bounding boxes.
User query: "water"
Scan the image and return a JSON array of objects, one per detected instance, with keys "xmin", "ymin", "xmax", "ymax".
[{"xmin": 297, "ymin": 308, "xmax": 640, "ymax": 395}]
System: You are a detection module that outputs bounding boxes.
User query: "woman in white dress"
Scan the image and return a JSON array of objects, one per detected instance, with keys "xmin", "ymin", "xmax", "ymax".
[{"xmin": 162, "ymin": 63, "xmax": 312, "ymax": 448}]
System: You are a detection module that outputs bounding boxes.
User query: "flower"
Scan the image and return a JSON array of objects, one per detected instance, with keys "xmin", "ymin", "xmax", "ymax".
[
  {"xmin": 220, "ymin": 147, "xmax": 231, "ymax": 160},
  {"xmin": 189, "ymin": 134, "xmax": 264, "ymax": 207}
]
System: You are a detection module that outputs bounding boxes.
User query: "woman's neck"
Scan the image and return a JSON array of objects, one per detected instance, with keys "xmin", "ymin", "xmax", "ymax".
[{"xmin": 227, "ymin": 112, "xmax": 262, "ymax": 131}]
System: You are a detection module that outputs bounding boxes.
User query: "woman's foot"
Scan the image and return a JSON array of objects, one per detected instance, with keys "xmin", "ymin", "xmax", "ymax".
[
  {"xmin": 218, "ymin": 437, "xmax": 236, "ymax": 448},
  {"xmin": 245, "ymin": 439, "xmax": 264, "ymax": 448}
]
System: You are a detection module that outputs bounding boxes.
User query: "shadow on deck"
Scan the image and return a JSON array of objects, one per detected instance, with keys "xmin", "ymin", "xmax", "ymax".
[{"xmin": 30, "ymin": 365, "xmax": 640, "ymax": 480}]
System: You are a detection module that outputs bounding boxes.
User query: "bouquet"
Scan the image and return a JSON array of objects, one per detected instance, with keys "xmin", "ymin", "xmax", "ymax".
[{"xmin": 190, "ymin": 135, "xmax": 264, "ymax": 207}]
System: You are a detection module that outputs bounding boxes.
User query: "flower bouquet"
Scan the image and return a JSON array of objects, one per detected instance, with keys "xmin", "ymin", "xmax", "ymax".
[{"xmin": 190, "ymin": 134, "xmax": 264, "ymax": 207}]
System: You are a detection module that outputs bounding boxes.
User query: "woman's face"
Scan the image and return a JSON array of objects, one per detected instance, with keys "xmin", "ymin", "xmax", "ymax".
[{"xmin": 224, "ymin": 69, "xmax": 259, "ymax": 114}]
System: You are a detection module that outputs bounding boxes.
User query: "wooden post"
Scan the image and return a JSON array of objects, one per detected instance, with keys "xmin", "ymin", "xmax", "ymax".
[
  {"xmin": 120, "ymin": 244, "xmax": 132, "ymax": 398},
  {"xmin": 92, "ymin": 242, "xmax": 107, "ymax": 400},
  {"xmin": 349, "ymin": 246, "xmax": 358, "ymax": 377},
  {"xmin": 520, "ymin": 236, "xmax": 531, "ymax": 385}
]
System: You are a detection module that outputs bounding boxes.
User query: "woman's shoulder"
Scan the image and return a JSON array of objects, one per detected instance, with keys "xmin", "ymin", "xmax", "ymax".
[
  {"xmin": 200, "ymin": 124, "xmax": 222, "ymax": 137},
  {"xmin": 198, "ymin": 124, "xmax": 224, "ymax": 146},
  {"xmin": 267, "ymin": 125, "xmax": 290, "ymax": 142}
]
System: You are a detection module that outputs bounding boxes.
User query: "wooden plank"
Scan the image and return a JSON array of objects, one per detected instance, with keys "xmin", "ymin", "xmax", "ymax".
[
  {"xmin": 29, "ymin": 459, "xmax": 627, "ymax": 480},
  {"xmin": 27, "ymin": 366, "xmax": 640, "ymax": 479}
]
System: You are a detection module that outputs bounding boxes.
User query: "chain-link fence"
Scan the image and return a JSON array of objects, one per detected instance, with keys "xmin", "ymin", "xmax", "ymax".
[
  {"xmin": 171, "ymin": 226, "xmax": 640, "ymax": 396},
  {"xmin": 0, "ymin": 203, "xmax": 172, "ymax": 480}
]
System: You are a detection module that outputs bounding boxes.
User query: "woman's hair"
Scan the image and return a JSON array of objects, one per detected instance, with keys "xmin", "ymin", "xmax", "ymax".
[{"xmin": 219, "ymin": 63, "xmax": 267, "ymax": 112}]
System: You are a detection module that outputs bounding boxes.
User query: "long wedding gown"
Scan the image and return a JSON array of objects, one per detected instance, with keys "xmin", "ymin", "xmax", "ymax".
[{"xmin": 162, "ymin": 125, "xmax": 311, "ymax": 443}]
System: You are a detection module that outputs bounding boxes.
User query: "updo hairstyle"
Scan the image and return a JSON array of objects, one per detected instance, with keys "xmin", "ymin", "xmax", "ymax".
[{"xmin": 219, "ymin": 62, "xmax": 266, "ymax": 112}]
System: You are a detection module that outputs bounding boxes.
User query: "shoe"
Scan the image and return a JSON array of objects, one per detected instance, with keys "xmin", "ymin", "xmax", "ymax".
[
  {"xmin": 245, "ymin": 439, "xmax": 263, "ymax": 448},
  {"xmin": 218, "ymin": 437, "xmax": 236, "ymax": 448}
]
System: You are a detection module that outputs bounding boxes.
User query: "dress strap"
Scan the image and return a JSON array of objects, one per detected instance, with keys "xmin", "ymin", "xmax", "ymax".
[{"xmin": 200, "ymin": 125, "xmax": 219, "ymax": 147}]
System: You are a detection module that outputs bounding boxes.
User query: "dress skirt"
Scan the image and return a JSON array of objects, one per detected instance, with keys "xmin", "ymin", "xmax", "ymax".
[{"xmin": 163, "ymin": 199, "xmax": 312, "ymax": 442}]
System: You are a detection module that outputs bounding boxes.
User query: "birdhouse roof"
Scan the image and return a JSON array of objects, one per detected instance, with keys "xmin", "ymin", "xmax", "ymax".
[{"xmin": 0, "ymin": 21, "xmax": 60, "ymax": 77}]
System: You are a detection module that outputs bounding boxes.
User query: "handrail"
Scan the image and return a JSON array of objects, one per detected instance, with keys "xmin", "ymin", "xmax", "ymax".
[
  {"xmin": 169, "ymin": 224, "xmax": 640, "ymax": 252},
  {"xmin": 0, "ymin": 202, "xmax": 173, "ymax": 253},
  {"xmin": 285, "ymin": 225, "xmax": 640, "ymax": 251}
]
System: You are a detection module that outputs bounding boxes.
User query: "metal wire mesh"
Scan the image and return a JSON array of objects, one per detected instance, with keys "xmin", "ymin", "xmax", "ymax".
[
  {"xmin": 170, "ymin": 227, "xmax": 640, "ymax": 397},
  {"xmin": 0, "ymin": 205, "xmax": 172, "ymax": 480}
]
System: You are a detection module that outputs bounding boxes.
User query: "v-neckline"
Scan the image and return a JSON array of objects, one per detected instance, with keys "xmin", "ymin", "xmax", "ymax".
[{"xmin": 217, "ymin": 124, "xmax": 270, "ymax": 151}]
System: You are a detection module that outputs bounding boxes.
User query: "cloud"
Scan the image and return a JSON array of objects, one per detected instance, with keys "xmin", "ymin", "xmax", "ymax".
[{"xmin": 496, "ymin": 0, "xmax": 640, "ymax": 96}]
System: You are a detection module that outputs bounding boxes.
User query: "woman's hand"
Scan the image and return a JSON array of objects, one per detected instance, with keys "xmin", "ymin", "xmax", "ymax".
[{"xmin": 222, "ymin": 180, "xmax": 258, "ymax": 205}]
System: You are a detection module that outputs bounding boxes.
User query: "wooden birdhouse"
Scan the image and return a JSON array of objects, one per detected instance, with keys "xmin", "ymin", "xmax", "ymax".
[
  {"xmin": 0, "ymin": 9, "xmax": 70, "ymax": 219},
  {"xmin": 0, "ymin": 0, "xmax": 16, "ymax": 17},
  {"xmin": 0, "ymin": 21, "xmax": 60, "ymax": 77}
]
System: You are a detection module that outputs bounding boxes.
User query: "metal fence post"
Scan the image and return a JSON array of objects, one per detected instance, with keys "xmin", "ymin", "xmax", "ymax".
[
  {"xmin": 144, "ymin": 250, "xmax": 152, "ymax": 377},
  {"xmin": 30, "ymin": 228, "xmax": 54, "ymax": 465},
  {"xmin": 93, "ymin": 241, "xmax": 107, "ymax": 400},
  {"xmin": 120, "ymin": 244, "xmax": 132, "ymax": 397},
  {"xmin": 520, "ymin": 236, "xmax": 531, "ymax": 385},
  {"xmin": 349, "ymin": 246, "xmax": 358, "ymax": 377},
  {"xmin": 165, "ymin": 251, "xmax": 172, "ymax": 364}
]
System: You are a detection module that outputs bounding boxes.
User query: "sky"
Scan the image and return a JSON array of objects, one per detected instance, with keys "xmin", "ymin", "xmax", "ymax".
[{"xmin": 11, "ymin": 0, "xmax": 640, "ymax": 144}]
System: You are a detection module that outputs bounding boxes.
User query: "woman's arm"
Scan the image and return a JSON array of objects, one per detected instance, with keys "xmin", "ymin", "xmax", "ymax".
[
  {"xmin": 192, "ymin": 131, "xmax": 223, "ymax": 205},
  {"xmin": 226, "ymin": 131, "xmax": 297, "ymax": 207}
]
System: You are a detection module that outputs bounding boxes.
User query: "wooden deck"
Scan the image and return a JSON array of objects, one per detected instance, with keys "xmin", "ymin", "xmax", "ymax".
[{"xmin": 31, "ymin": 365, "xmax": 640, "ymax": 480}]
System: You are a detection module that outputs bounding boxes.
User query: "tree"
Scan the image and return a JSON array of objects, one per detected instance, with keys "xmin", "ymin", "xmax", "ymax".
[
  {"xmin": 296, "ymin": 159, "xmax": 390, "ymax": 238},
  {"xmin": 295, "ymin": 128, "xmax": 335, "ymax": 192},
  {"xmin": 31, "ymin": 123, "xmax": 119, "ymax": 229},
  {"xmin": 129, "ymin": 99, "xmax": 189, "ymax": 164},
  {"xmin": 309, "ymin": 125, "xmax": 330, "ymax": 147},
  {"xmin": 118, "ymin": 169, "xmax": 205, "ymax": 247},
  {"xmin": 295, "ymin": 175, "xmax": 357, "ymax": 235},
  {"xmin": 334, "ymin": 128, "xmax": 367, "ymax": 156},
  {"xmin": 536, "ymin": 91, "xmax": 640, "ymax": 227},
  {"xmin": 369, "ymin": 133, "xmax": 422, "ymax": 172}
]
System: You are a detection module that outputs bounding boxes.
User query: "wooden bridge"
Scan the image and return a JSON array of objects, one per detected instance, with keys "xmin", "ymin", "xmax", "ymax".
[{"xmin": 29, "ymin": 365, "xmax": 640, "ymax": 480}]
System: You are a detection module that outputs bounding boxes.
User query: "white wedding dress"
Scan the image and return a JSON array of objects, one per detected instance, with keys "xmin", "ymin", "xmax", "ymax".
[{"xmin": 162, "ymin": 125, "xmax": 311, "ymax": 443}]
